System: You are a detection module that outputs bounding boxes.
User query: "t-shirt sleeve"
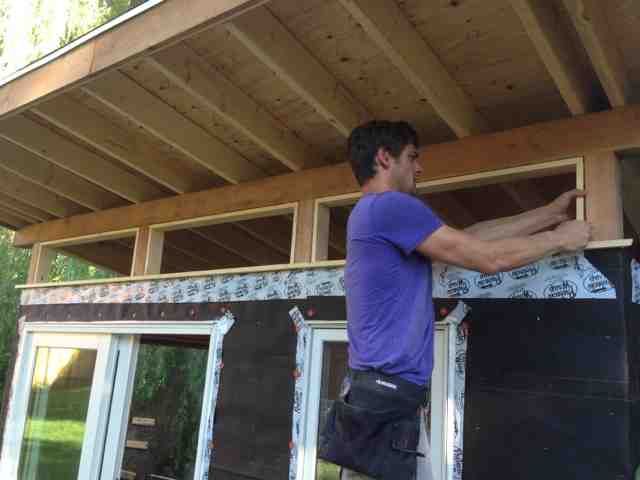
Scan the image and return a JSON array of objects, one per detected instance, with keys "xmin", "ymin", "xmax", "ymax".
[{"xmin": 372, "ymin": 192, "xmax": 444, "ymax": 255}]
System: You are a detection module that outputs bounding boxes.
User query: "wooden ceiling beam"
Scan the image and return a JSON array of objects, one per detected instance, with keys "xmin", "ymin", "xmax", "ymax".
[
  {"xmin": 0, "ymin": 114, "xmax": 165, "ymax": 202},
  {"xmin": 0, "ymin": 193, "xmax": 54, "ymax": 223},
  {"xmin": 227, "ymin": 6, "xmax": 370, "ymax": 137},
  {"xmin": 32, "ymin": 94, "xmax": 212, "ymax": 194},
  {"xmin": 0, "ymin": 136, "xmax": 124, "ymax": 210},
  {"xmin": 0, "ymin": 0, "xmax": 268, "ymax": 120},
  {"xmin": 0, "ymin": 202, "xmax": 41, "ymax": 224},
  {"xmin": 501, "ymin": 183, "xmax": 547, "ymax": 212},
  {"xmin": 233, "ymin": 216, "xmax": 293, "ymax": 258},
  {"xmin": 195, "ymin": 224, "xmax": 290, "ymax": 265},
  {"xmin": 163, "ymin": 232, "xmax": 244, "ymax": 270},
  {"xmin": 0, "ymin": 170, "xmax": 87, "ymax": 218},
  {"xmin": 60, "ymin": 242, "xmax": 133, "ymax": 277},
  {"xmin": 515, "ymin": 0, "xmax": 626, "ymax": 240},
  {"xmin": 147, "ymin": 44, "xmax": 320, "ymax": 171},
  {"xmin": 14, "ymin": 103, "xmax": 640, "ymax": 247},
  {"xmin": 562, "ymin": 0, "xmax": 630, "ymax": 107},
  {"xmin": 510, "ymin": 0, "xmax": 596, "ymax": 115},
  {"xmin": 0, "ymin": 205, "xmax": 31, "ymax": 229},
  {"xmin": 426, "ymin": 193, "xmax": 477, "ymax": 229},
  {"xmin": 83, "ymin": 71, "xmax": 264, "ymax": 184},
  {"xmin": 338, "ymin": 0, "xmax": 489, "ymax": 137}
]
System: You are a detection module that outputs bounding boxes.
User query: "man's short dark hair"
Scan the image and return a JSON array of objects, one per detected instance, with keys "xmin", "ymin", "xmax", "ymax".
[{"xmin": 347, "ymin": 120, "xmax": 419, "ymax": 186}]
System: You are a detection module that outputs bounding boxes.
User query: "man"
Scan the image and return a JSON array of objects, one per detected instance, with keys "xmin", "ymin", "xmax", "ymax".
[{"xmin": 324, "ymin": 120, "xmax": 591, "ymax": 479}]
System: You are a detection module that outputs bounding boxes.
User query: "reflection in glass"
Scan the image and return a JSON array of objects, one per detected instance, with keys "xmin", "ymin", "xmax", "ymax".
[
  {"xmin": 316, "ymin": 341, "xmax": 349, "ymax": 480},
  {"xmin": 120, "ymin": 336, "xmax": 208, "ymax": 480},
  {"xmin": 19, "ymin": 347, "xmax": 97, "ymax": 480}
]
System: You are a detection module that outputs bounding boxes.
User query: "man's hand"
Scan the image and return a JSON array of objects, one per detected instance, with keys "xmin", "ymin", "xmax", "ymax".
[
  {"xmin": 554, "ymin": 220, "xmax": 593, "ymax": 251},
  {"xmin": 547, "ymin": 189, "xmax": 586, "ymax": 223}
]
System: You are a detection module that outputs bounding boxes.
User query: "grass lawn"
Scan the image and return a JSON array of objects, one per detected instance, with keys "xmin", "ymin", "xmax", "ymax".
[{"xmin": 19, "ymin": 386, "xmax": 91, "ymax": 479}]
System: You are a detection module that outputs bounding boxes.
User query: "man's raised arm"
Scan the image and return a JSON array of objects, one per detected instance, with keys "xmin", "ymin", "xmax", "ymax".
[
  {"xmin": 417, "ymin": 220, "xmax": 592, "ymax": 274},
  {"xmin": 463, "ymin": 189, "xmax": 585, "ymax": 241}
]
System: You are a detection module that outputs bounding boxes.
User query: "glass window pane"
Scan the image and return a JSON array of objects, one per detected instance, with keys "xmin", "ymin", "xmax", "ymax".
[
  {"xmin": 19, "ymin": 347, "xmax": 97, "ymax": 480},
  {"xmin": 316, "ymin": 341, "xmax": 348, "ymax": 480},
  {"xmin": 120, "ymin": 336, "xmax": 208, "ymax": 480}
]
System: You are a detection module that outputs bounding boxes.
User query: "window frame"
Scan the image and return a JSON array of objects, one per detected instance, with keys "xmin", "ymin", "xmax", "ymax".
[
  {"xmin": 311, "ymin": 157, "xmax": 584, "ymax": 261},
  {"xmin": 0, "ymin": 321, "xmax": 222, "ymax": 480},
  {"xmin": 297, "ymin": 321, "xmax": 459, "ymax": 480}
]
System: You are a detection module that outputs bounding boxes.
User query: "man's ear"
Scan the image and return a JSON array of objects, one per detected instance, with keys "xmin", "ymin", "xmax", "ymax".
[{"xmin": 375, "ymin": 147, "xmax": 391, "ymax": 170}]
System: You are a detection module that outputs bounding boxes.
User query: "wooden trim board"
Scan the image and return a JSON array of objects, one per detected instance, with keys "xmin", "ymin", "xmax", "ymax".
[{"xmin": 16, "ymin": 236, "xmax": 632, "ymax": 290}]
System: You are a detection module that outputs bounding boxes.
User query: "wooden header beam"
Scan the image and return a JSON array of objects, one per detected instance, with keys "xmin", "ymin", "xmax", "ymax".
[
  {"xmin": 13, "ymin": 103, "xmax": 640, "ymax": 247},
  {"xmin": 0, "ymin": 0, "xmax": 268, "ymax": 121}
]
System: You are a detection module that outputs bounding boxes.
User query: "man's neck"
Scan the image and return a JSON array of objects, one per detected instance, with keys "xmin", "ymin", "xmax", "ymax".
[{"xmin": 361, "ymin": 179, "xmax": 394, "ymax": 195}]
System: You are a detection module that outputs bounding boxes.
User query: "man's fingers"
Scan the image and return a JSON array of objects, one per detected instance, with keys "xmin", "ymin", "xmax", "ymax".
[{"xmin": 568, "ymin": 189, "xmax": 587, "ymax": 198}]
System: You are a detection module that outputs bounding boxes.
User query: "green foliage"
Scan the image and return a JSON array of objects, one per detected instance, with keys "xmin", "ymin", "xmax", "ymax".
[
  {"xmin": 0, "ymin": 0, "xmax": 151, "ymax": 76},
  {"xmin": 130, "ymin": 343, "xmax": 208, "ymax": 476},
  {"xmin": 48, "ymin": 252, "xmax": 116, "ymax": 283},
  {"xmin": 0, "ymin": 228, "xmax": 29, "ymax": 400}
]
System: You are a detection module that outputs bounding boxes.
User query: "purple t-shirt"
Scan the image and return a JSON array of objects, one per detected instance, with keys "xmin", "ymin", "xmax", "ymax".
[{"xmin": 345, "ymin": 191, "xmax": 443, "ymax": 386}]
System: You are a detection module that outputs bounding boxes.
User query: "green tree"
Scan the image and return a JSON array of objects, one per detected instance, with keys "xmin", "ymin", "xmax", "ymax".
[
  {"xmin": 0, "ymin": 228, "xmax": 29, "ymax": 399},
  {"xmin": 0, "ymin": 0, "xmax": 151, "ymax": 76}
]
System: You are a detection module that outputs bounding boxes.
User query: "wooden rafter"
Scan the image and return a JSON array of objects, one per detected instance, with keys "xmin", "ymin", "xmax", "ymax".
[
  {"xmin": 0, "ymin": 202, "xmax": 41, "ymax": 224},
  {"xmin": 338, "ymin": 0, "xmax": 489, "ymax": 137},
  {"xmin": 227, "ymin": 6, "xmax": 370, "ymax": 137},
  {"xmin": 234, "ymin": 217, "xmax": 293, "ymax": 258},
  {"xmin": 0, "ymin": 205, "xmax": 30, "ymax": 229},
  {"xmin": 0, "ymin": 193, "xmax": 53, "ymax": 223},
  {"xmin": 146, "ymin": 44, "xmax": 320, "ymax": 171},
  {"xmin": 426, "ymin": 193, "xmax": 477, "ymax": 229},
  {"xmin": 32, "ymin": 94, "xmax": 212, "ymax": 194},
  {"xmin": 195, "ymin": 224, "xmax": 290, "ymax": 265},
  {"xmin": 562, "ymin": 0, "xmax": 630, "ymax": 107},
  {"xmin": 0, "ymin": 0, "xmax": 268, "ymax": 120},
  {"xmin": 13, "ymin": 102, "xmax": 640, "ymax": 247},
  {"xmin": 62, "ymin": 242, "xmax": 133, "ymax": 277},
  {"xmin": 164, "ymin": 230, "xmax": 250, "ymax": 268},
  {"xmin": 501, "ymin": 183, "xmax": 546, "ymax": 212},
  {"xmin": 0, "ymin": 115, "xmax": 165, "ymax": 202},
  {"xmin": 83, "ymin": 71, "xmax": 264, "ymax": 184},
  {"xmin": 510, "ymin": 0, "xmax": 596, "ymax": 114},
  {"xmin": 0, "ymin": 137, "xmax": 124, "ymax": 211},
  {"xmin": 0, "ymin": 170, "xmax": 87, "ymax": 218}
]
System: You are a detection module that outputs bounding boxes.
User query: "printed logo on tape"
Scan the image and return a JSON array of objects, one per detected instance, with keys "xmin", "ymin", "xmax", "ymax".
[
  {"xmin": 508, "ymin": 263, "xmax": 539, "ymax": 280},
  {"xmin": 447, "ymin": 278, "xmax": 471, "ymax": 297},
  {"xmin": 582, "ymin": 269, "xmax": 613, "ymax": 294},
  {"xmin": 474, "ymin": 272, "xmax": 503, "ymax": 289},
  {"xmin": 543, "ymin": 279, "xmax": 578, "ymax": 299},
  {"xmin": 509, "ymin": 287, "xmax": 537, "ymax": 299}
]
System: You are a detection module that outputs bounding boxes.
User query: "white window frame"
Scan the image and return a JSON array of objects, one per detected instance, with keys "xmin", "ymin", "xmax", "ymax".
[
  {"xmin": 0, "ymin": 321, "xmax": 221, "ymax": 480},
  {"xmin": 298, "ymin": 322, "xmax": 458, "ymax": 480}
]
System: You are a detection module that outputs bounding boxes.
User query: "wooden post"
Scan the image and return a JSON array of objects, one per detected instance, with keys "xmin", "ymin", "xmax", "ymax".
[
  {"xmin": 312, "ymin": 204, "xmax": 331, "ymax": 261},
  {"xmin": 584, "ymin": 152, "xmax": 623, "ymax": 240},
  {"xmin": 292, "ymin": 199, "xmax": 315, "ymax": 262},
  {"xmin": 27, "ymin": 243, "xmax": 56, "ymax": 284},
  {"xmin": 131, "ymin": 227, "xmax": 165, "ymax": 276}
]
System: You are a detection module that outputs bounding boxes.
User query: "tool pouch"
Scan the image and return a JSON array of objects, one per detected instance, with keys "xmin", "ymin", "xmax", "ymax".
[{"xmin": 318, "ymin": 370, "xmax": 427, "ymax": 480}]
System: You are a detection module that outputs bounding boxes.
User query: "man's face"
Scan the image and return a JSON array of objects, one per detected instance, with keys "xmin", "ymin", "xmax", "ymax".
[{"xmin": 389, "ymin": 144, "xmax": 422, "ymax": 194}]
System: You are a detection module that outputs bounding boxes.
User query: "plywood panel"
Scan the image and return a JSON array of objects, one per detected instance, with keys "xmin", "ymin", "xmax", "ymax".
[
  {"xmin": 400, "ymin": 0, "xmax": 572, "ymax": 129},
  {"xmin": 268, "ymin": 0, "xmax": 456, "ymax": 143},
  {"xmin": 68, "ymin": 89, "xmax": 226, "ymax": 190},
  {"xmin": 121, "ymin": 60, "xmax": 289, "ymax": 176},
  {"xmin": 185, "ymin": 27, "xmax": 350, "ymax": 159}
]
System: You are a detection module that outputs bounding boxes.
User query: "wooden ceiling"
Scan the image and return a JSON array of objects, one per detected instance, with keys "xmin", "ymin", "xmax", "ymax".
[{"xmin": 0, "ymin": 0, "xmax": 637, "ymax": 272}]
